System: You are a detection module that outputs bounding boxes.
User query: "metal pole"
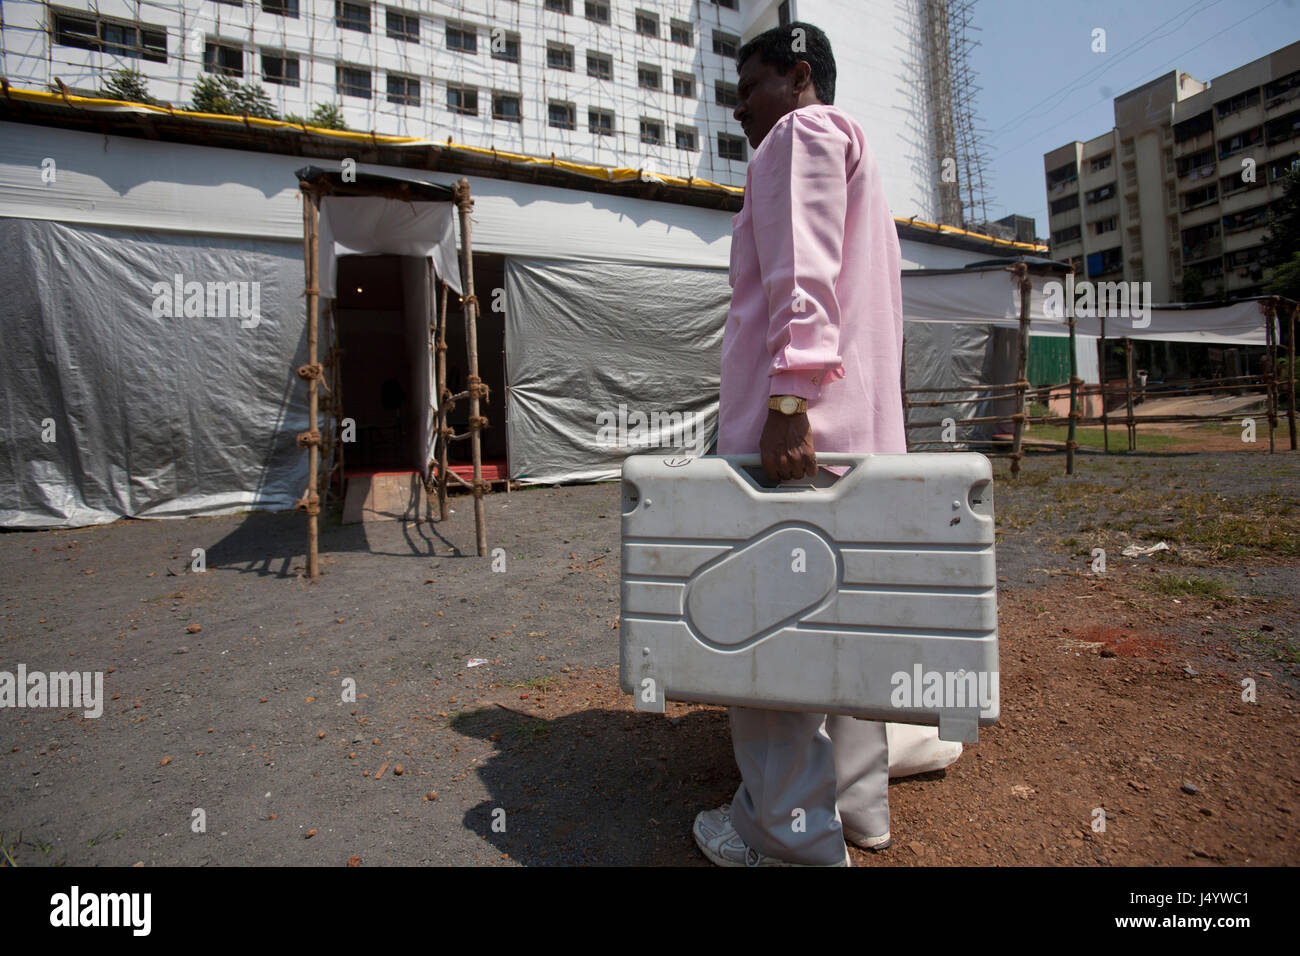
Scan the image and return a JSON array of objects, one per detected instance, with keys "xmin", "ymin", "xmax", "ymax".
[{"xmin": 1124, "ymin": 337, "xmax": 1135, "ymax": 452}]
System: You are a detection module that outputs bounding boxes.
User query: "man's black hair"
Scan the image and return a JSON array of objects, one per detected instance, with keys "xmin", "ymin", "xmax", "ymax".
[{"xmin": 735, "ymin": 21, "xmax": 836, "ymax": 106}]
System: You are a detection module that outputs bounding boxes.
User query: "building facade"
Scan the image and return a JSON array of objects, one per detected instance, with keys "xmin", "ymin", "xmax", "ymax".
[
  {"xmin": 2, "ymin": 0, "xmax": 964, "ymax": 218},
  {"xmin": 1044, "ymin": 41, "xmax": 1300, "ymax": 303}
]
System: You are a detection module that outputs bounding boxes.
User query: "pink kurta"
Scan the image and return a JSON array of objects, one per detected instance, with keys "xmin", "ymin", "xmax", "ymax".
[{"xmin": 719, "ymin": 104, "xmax": 906, "ymax": 460}]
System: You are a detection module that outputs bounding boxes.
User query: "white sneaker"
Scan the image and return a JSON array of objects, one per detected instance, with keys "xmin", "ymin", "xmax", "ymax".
[
  {"xmin": 692, "ymin": 805, "xmax": 850, "ymax": 867},
  {"xmin": 842, "ymin": 825, "xmax": 892, "ymax": 851}
]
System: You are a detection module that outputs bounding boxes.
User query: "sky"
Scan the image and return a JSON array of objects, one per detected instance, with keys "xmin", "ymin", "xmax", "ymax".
[{"xmin": 966, "ymin": 0, "xmax": 1300, "ymax": 238}]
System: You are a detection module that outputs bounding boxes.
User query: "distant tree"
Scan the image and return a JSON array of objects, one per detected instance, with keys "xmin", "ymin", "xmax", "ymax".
[
  {"xmin": 190, "ymin": 74, "xmax": 280, "ymax": 120},
  {"xmin": 1266, "ymin": 250, "xmax": 1300, "ymax": 303},
  {"xmin": 100, "ymin": 68, "xmax": 157, "ymax": 106},
  {"xmin": 1264, "ymin": 153, "xmax": 1300, "ymax": 269},
  {"xmin": 285, "ymin": 103, "xmax": 348, "ymax": 131},
  {"xmin": 1180, "ymin": 265, "xmax": 1206, "ymax": 303}
]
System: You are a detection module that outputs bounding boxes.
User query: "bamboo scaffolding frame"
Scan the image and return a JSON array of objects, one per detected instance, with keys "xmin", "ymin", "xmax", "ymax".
[{"xmin": 899, "ymin": 279, "xmax": 1297, "ymax": 470}]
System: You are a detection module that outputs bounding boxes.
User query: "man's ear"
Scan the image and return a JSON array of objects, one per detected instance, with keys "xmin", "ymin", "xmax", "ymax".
[{"xmin": 792, "ymin": 61, "xmax": 814, "ymax": 96}]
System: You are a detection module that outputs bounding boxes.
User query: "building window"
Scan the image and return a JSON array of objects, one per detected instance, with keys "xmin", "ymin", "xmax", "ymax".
[
  {"xmin": 673, "ymin": 72, "xmax": 695, "ymax": 98},
  {"xmin": 549, "ymin": 101, "xmax": 576, "ymax": 130},
  {"xmin": 204, "ymin": 42, "xmax": 244, "ymax": 77},
  {"xmin": 1084, "ymin": 183, "xmax": 1115, "ymax": 204},
  {"xmin": 712, "ymin": 30, "xmax": 739, "ymax": 58},
  {"xmin": 337, "ymin": 65, "xmax": 372, "ymax": 99},
  {"xmin": 53, "ymin": 10, "xmax": 167, "ymax": 63},
  {"xmin": 447, "ymin": 85, "xmax": 478, "ymax": 116},
  {"xmin": 1089, "ymin": 154, "xmax": 1111, "ymax": 173},
  {"xmin": 264, "ymin": 0, "xmax": 300, "ymax": 16},
  {"xmin": 670, "ymin": 19, "xmax": 692, "ymax": 45},
  {"xmin": 491, "ymin": 32, "xmax": 520, "ymax": 63},
  {"xmin": 1049, "ymin": 194, "xmax": 1079, "ymax": 215},
  {"xmin": 638, "ymin": 63, "xmax": 661, "ymax": 90},
  {"xmin": 1052, "ymin": 225, "xmax": 1081, "ymax": 245},
  {"xmin": 587, "ymin": 51, "xmax": 612, "ymax": 81},
  {"xmin": 547, "ymin": 42, "xmax": 575, "ymax": 71},
  {"xmin": 676, "ymin": 125, "xmax": 698, "ymax": 150},
  {"xmin": 640, "ymin": 118, "xmax": 664, "ymax": 145},
  {"xmin": 715, "ymin": 0, "xmax": 739, "ymax": 8},
  {"xmin": 337, "ymin": 1, "xmax": 371, "ymax": 33},
  {"xmin": 447, "ymin": 23, "xmax": 477, "ymax": 54},
  {"xmin": 589, "ymin": 107, "xmax": 614, "ymax": 135},
  {"xmin": 493, "ymin": 92, "xmax": 522, "ymax": 122},
  {"xmin": 1215, "ymin": 88, "xmax": 1260, "ymax": 117},
  {"xmin": 636, "ymin": 10, "xmax": 659, "ymax": 37},
  {"xmin": 387, "ymin": 73, "xmax": 419, "ymax": 106},
  {"xmin": 262, "ymin": 52, "xmax": 300, "ymax": 86},
  {"xmin": 1218, "ymin": 126, "xmax": 1263, "ymax": 159},
  {"xmin": 544, "ymin": 0, "xmax": 572, "ymax": 13},
  {"xmin": 1092, "ymin": 216, "xmax": 1117, "ymax": 235},
  {"xmin": 718, "ymin": 132, "xmax": 747, "ymax": 161},
  {"xmin": 386, "ymin": 9, "xmax": 419, "ymax": 42},
  {"xmin": 715, "ymin": 81, "xmax": 738, "ymax": 108},
  {"xmin": 585, "ymin": 1, "xmax": 610, "ymax": 23}
]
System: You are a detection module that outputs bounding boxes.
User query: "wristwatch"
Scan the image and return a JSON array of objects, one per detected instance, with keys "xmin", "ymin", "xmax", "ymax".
[{"xmin": 768, "ymin": 395, "xmax": 808, "ymax": 415}]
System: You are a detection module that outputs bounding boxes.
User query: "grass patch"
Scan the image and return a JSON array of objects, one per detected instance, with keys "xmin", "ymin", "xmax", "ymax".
[
  {"xmin": 1026, "ymin": 424, "xmax": 1182, "ymax": 451},
  {"xmin": 1139, "ymin": 574, "xmax": 1234, "ymax": 599},
  {"xmin": 1223, "ymin": 624, "xmax": 1300, "ymax": 665},
  {"xmin": 509, "ymin": 675, "xmax": 562, "ymax": 692}
]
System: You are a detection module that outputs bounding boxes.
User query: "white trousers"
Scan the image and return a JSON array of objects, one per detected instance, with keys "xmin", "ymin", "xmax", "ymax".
[{"xmin": 727, "ymin": 705, "xmax": 890, "ymax": 865}]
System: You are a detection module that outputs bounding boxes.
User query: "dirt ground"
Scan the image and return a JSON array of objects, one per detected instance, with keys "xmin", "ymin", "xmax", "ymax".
[{"xmin": 1, "ymin": 440, "xmax": 1297, "ymax": 866}]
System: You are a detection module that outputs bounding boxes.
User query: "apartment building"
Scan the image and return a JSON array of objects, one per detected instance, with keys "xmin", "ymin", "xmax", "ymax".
[{"xmin": 1044, "ymin": 40, "xmax": 1300, "ymax": 303}]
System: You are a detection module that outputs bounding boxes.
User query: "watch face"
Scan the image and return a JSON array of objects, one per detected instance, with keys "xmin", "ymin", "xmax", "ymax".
[{"xmin": 781, "ymin": 397, "xmax": 797, "ymax": 413}]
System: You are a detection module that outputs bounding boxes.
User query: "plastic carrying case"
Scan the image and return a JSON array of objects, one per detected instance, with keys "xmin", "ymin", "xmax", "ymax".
[{"xmin": 618, "ymin": 453, "xmax": 999, "ymax": 742}]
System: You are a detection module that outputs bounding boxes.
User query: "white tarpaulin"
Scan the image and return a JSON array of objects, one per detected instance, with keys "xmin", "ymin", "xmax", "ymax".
[
  {"xmin": 902, "ymin": 266, "xmax": 1272, "ymax": 344},
  {"xmin": 318, "ymin": 196, "xmax": 461, "ymax": 298}
]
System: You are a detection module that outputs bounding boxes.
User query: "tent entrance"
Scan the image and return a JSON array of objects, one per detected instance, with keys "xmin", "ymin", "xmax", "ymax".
[{"xmin": 334, "ymin": 254, "xmax": 432, "ymax": 474}]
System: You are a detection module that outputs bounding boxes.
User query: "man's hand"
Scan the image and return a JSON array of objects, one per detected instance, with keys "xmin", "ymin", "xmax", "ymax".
[{"xmin": 760, "ymin": 409, "xmax": 817, "ymax": 482}]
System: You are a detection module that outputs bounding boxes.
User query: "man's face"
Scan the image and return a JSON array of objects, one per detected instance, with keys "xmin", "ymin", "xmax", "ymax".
[{"xmin": 734, "ymin": 55, "xmax": 812, "ymax": 150}]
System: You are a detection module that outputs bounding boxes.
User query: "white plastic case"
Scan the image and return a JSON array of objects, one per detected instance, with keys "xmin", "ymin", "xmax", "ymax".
[{"xmin": 618, "ymin": 453, "xmax": 999, "ymax": 742}]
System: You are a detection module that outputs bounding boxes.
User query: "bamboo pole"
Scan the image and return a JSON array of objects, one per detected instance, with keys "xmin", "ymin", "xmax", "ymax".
[
  {"xmin": 1099, "ymin": 314, "xmax": 1109, "ymax": 454},
  {"xmin": 299, "ymin": 187, "xmax": 321, "ymax": 579},
  {"xmin": 435, "ymin": 280, "xmax": 450, "ymax": 520},
  {"xmin": 1010, "ymin": 264, "xmax": 1031, "ymax": 477},
  {"xmin": 454, "ymin": 179, "xmax": 487, "ymax": 556},
  {"xmin": 1287, "ymin": 301, "xmax": 1297, "ymax": 452},
  {"xmin": 900, "ymin": 335, "xmax": 909, "ymax": 450},
  {"xmin": 1265, "ymin": 298, "xmax": 1278, "ymax": 454},
  {"xmin": 1123, "ymin": 337, "xmax": 1135, "ymax": 452},
  {"xmin": 1066, "ymin": 291, "xmax": 1078, "ymax": 476}
]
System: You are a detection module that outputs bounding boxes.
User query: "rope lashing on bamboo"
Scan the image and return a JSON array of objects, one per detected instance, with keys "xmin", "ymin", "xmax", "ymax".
[
  {"xmin": 1069, "ymin": 376, "xmax": 1084, "ymax": 386},
  {"xmin": 296, "ymin": 363, "xmax": 323, "ymax": 381},
  {"xmin": 468, "ymin": 415, "xmax": 490, "ymax": 430},
  {"xmin": 459, "ymin": 293, "xmax": 480, "ymax": 311},
  {"xmin": 296, "ymin": 429, "xmax": 321, "ymax": 448},
  {"xmin": 1015, "ymin": 379, "xmax": 1030, "ymax": 389},
  {"xmin": 471, "ymin": 478, "xmax": 492, "ymax": 498},
  {"xmin": 466, "ymin": 375, "xmax": 491, "ymax": 403},
  {"xmin": 294, "ymin": 492, "xmax": 320, "ymax": 515}
]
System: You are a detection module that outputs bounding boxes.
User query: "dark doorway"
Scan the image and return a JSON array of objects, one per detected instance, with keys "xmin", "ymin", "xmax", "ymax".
[{"xmin": 335, "ymin": 254, "xmax": 426, "ymax": 472}]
